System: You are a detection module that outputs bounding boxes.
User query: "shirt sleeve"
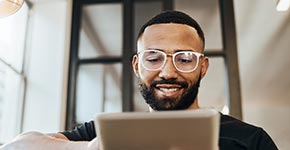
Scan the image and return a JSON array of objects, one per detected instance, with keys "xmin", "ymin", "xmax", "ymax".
[
  {"xmin": 256, "ymin": 128, "xmax": 278, "ymax": 150},
  {"xmin": 60, "ymin": 121, "xmax": 97, "ymax": 141}
]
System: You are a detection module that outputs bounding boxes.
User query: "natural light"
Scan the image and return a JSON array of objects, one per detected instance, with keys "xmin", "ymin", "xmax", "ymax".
[{"xmin": 0, "ymin": 2, "xmax": 28, "ymax": 143}]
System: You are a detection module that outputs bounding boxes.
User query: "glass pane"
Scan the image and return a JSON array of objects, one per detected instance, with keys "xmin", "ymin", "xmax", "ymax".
[
  {"xmin": 133, "ymin": 58, "xmax": 227, "ymax": 112},
  {"xmin": 76, "ymin": 64, "xmax": 122, "ymax": 123},
  {"xmin": 0, "ymin": 62, "xmax": 24, "ymax": 143},
  {"xmin": 79, "ymin": 4, "xmax": 123, "ymax": 59},
  {"xmin": 174, "ymin": 0, "xmax": 223, "ymax": 51},
  {"xmin": 0, "ymin": 3, "xmax": 29, "ymax": 72},
  {"xmin": 134, "ymin": 1, "xmax": 163, "ymax": 51},
  {"xmin": 199, "ymin": 58, "xmax": 227, "ymax": 112}
]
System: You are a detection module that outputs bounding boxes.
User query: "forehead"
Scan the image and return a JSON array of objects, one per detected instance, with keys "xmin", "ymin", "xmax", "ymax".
[{"xmin": 137, "ymin": 23, "xmax": 203, "ymax": 53}]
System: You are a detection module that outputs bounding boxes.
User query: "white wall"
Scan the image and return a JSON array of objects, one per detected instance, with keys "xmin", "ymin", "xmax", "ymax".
[
  {"xmin": 0, "ymin": 3, "xmax": 29, "ymax": 142},
  {"xmin": 22, "ymin": 0, "xmax": 71, "ymax": 133},
  {"xmin": 234, "ymin": 0, "xmax": 290, "ymax": 149}
]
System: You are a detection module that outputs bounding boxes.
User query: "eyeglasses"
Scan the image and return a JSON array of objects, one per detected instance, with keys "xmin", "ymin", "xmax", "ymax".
[{"xmin": 138, "ymin": 49, "xmax": 204, "ymax": 73}]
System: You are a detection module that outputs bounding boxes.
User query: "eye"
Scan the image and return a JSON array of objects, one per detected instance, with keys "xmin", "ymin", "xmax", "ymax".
[
  {"xmin": 176, "ymin": 58, "xmax": 193, "ymax": 63},
  {"xmin": 145, "ymin": 57, "xmax": 162, "ymax": 63},
  {"xmin": 146, "ymin": 58, "xmax": 159, "ymax": 62}
]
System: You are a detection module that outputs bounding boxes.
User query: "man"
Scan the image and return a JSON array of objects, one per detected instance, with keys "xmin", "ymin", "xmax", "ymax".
[{"xmin": 0, "ymin": 11, "xmax": 277, "ymax": 150}]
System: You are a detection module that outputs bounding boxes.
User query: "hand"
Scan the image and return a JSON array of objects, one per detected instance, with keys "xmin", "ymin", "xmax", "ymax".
[
  {"xmin": 0, "ymin": 131, "xmax": 95, "ymax": 150},
  {"xmin": 1, "ymin": 132, "xmax": 46, "ymax": 150}
]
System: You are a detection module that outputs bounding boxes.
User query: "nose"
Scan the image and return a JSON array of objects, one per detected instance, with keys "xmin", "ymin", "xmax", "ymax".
[{"xmin": 158, "ymin": 57, "xmax": 178, "ymax": 80}]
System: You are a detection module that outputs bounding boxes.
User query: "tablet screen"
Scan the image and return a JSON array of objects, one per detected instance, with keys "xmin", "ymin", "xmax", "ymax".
[{"xmin": 95, "ymin": 109, "xmax": 220, "ymax": 150}]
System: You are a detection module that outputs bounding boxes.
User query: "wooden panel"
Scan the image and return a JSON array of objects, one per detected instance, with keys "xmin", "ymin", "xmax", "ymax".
[{"xmin": 219, "ymin": 0, "xmax": 242, "ymax": 119}]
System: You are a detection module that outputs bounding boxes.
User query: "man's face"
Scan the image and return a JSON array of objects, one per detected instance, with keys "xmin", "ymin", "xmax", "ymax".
[{"xmin": 132, "ymin": 23, "xmax": 208, "ymax": 111}]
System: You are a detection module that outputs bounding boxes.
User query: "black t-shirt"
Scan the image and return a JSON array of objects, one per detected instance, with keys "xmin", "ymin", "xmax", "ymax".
[{"xmin": 61, "ymin": 114, "xmax": 278, "ymax": 150}]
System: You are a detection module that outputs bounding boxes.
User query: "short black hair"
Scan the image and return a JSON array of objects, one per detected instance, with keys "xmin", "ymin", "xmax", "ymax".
[{"xmin": 138, "ymin": 10, "xmax": 205, "ymax": 48}]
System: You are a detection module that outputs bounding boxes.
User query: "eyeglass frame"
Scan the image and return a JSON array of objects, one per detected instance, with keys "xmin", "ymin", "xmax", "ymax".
[{"xmin": 137, "ymin": 49, "xmax": 204, "ymax": 73}]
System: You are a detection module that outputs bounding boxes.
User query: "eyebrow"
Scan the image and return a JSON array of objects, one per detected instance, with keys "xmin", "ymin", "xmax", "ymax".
[
  {"xmin": 147, "ymin": 48, "xmax": 196, "ymax": 53},
  {"xmin": 147, "ymin": 48, "xmax": 164, "ymax": 51},
  {"xmin": 175, "ymin": 49, "xmax": 195, "ymax": 52}
]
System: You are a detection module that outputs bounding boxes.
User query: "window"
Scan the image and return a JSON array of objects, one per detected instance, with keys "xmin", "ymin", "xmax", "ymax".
[
  {"xmin": 67, "ymin": 0, "xmax": 241, "ymax": 129},
  {"xmin": 0, "ymin": 3, "xmax": 29, "ymax": 143}
]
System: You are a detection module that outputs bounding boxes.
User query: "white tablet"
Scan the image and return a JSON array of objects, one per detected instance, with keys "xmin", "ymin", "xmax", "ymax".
[{"xmin": 95, "ymin": 109, "xmax": 220, "ymax": 150}]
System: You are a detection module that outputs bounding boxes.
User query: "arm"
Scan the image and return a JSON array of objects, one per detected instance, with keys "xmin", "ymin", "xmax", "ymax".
[
  {"xmin": 47, "ymin": 133, "xmax": 69, "ymax": 140},
  {"xmin": 0, "ymin": 132, "xmax": 99, "ymax": 150}
]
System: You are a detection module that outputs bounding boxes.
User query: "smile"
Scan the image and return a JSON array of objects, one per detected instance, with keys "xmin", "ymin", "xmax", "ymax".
[
  {"xmin": 159, "ymin": 88, "xmax": 179, "ymax": 92},
  {"xmin": 155, "ymin": 84, "xmax": 183, "ymax": 97}
]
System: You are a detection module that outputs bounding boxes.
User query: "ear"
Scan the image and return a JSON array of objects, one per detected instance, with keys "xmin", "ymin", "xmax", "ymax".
[
  {"xmin": 200, "ymin": 57, "xmax": 209, "ymax": 79},
  {"xmin": 132, "ymin": 55, "xmax": 140, "ymax": 78}
]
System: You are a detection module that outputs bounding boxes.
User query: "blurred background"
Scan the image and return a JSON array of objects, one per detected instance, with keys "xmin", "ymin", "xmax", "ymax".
[{"xmin": 0, "ymin": 0, "xmax": 289, "ymax": 149}]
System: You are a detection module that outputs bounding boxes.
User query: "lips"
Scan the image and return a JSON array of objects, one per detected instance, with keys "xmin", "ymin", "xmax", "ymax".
[{"xmin": 155, "ymin": 84, "xmax": 183, "ymax": 97}]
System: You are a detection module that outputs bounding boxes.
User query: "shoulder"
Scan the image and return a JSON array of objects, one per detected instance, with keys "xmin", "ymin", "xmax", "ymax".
[
  {"xmin": 220, "ymin": 114, "xmax": 264, "ymax": 139},
  {"xmin": 220, "ymin": 114, "xmax": 260, "ymax": 131},
  {"xmin": 219, "ymin": 114, "xmax": 278, "ymax": 150}
]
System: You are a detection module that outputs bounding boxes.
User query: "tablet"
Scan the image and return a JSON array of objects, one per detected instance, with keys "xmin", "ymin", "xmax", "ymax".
[{"xmin": 95, "ymin": 109, "xmax": 220, "ymax": 150}]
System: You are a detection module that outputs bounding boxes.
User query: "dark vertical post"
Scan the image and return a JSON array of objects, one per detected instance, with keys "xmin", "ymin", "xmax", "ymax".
[
  {"xmin": 162, "ymin": 0, "xmax": 174, "ymax": 11},
  {"xmin": 66, "ymin": 0, "xmax": 82, "ymax": 130},
  {"xmin": 219, "ymin": 0, "xmax": 242, "ymax": 119},
  {"xmin": 122, "ymin": 0, "xmax": 134, "ymax": 112}
]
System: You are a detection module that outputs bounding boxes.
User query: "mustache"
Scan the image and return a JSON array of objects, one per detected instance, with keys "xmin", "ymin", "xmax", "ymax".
[{"xmin": 150, "ymin": 79, "xmax": 188, "ymax": 88}]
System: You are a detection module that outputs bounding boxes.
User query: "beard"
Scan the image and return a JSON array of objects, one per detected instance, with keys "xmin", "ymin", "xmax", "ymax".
[{"xmin": 139, "ymin": 75, "xmax": 201, "ymax": 111}]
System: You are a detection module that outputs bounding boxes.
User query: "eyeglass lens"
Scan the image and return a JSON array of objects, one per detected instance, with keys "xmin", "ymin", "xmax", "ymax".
[
  {"xmin": 174, "ymin": 52, "xmax": 198, "ymax": 71},
  {"xmin": 141, "ymin": 51, "xmax": 165, "ymax": 70}
]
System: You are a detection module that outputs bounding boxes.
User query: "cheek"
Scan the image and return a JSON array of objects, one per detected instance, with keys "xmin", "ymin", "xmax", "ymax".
[
  {"xmin": 139, "ymin": 68, "xmax": 158, "ymax": 86},
  {"xmin": 181, "ymin": 71, "xmax": 201, "ymax": 85}
]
